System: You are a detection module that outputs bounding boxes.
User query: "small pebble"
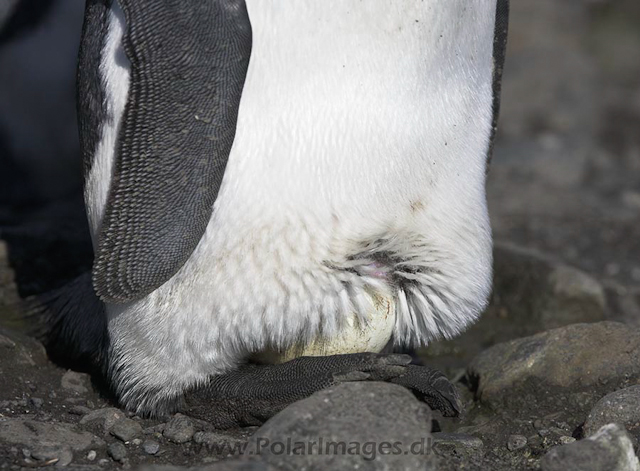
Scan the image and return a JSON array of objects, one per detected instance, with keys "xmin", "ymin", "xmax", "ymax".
[
  {"xmin": 69, "ymin": 405, "xmax": 92, "ymax": 416},
  {"xmin": 163, "ymin": 414, "xmax": 196, "ymax": 444},
  {"xmin": 559, "ymin": 436, "xmax": 576, "ymax": 445},
  {"xmin": 507, "ymin": 434, "xmax": 528, "ymax": 451},
  {"xmin": 55, "ymin": 449, "xmax": 74, "ymax": 467},
  {"xmin": 143, "ymin": 424, "xmax": 165, "ymax": 435},
  {"xmin": 110, "ymin": 418, "xmax": 143, "ymax": 442},
  {"xmin": 142, "ymin": 440, "xmax": 160, "ymax": 455},
  {"xmin": 28, "ymin": 398, "xmax": 43, "ymax": 409},
  {"xmin": 533, "ymin": 419, "xmax": 546, "ymax": 430},
  {"xmin": 107, "ymin": 442, "xmax": 127, "ymax": 462},
  {"xmin": 60, "ymin": 371, "xmax": 89, "ymax": 394},
  {"xmin": 132, "ymin": 438, "xmax": 142, "ymax": 446},
  {"xmin": 80, "ymin": 408, "xmax": 126, "ymax": 433},
  {"xmin": 86, "ymin": 450, "xmax": 97, "ymax": 461}
]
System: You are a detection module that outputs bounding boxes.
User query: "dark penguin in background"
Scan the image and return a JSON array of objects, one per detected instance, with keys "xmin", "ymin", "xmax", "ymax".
[
  {"xmin": 0, "ymin": 0, "xmax": 84, "ymax": 206},
  {"xmin": 38, "ymin": 0, "xmax": 509, "ymax": 427}
]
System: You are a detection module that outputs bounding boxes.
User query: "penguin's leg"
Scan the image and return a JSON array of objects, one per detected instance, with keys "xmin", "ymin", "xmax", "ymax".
[{"xmin": 184, "ymin": 353, "xmax": 461, "ymax": 429}]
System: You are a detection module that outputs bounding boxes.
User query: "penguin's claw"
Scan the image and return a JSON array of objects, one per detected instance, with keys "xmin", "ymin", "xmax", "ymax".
[
  {"xmin": 388, "ymin": 364, "xmax": 463, "ymax": 417},
  {"xmin": 184, "ymin": 352, "xmax": 460, "ymax": 429}
]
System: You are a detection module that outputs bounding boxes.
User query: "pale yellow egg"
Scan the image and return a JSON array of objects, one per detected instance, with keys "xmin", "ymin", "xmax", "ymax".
[{"xmin": 252, "ymin": 293, "xmax": 396, "ymax": 364}]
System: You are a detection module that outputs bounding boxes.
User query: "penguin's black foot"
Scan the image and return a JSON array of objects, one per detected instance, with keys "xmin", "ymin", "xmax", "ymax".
[{"xmin": 184, "ymin": 353, "xmax": 461, "ymax": 429}]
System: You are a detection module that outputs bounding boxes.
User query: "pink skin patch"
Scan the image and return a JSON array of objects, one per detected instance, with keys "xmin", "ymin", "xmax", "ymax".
[{"xmin": 362, "ymin": 261, "xmax": 390, "ymax": 279}]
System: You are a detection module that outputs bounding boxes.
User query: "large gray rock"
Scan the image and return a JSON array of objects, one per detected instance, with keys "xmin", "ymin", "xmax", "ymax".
[
  {"xmin": 468, "ymin": 322, "xmax": 640, "ymax": 412},
  {"xmin": 423, "ymin": 243, "xmax": 606, "ymax": 368},
  {"xmin": 249, "ymin": 382, "xmax": 436, "ymax": 471},
  {"xmin": 585, "ymin": 386, "xmax": 640, "ymax": 444},
  {"xmin": 491, "ymin": 244, "xmax": 606, "ymax": 331},
  {"xmin": 541, "ymin": 423, "xmax": 639, "ymax": 471},
  {"xmin": 0, "ymin": 327, "xmax": 48, "ymax": 367},
  {"xmin": 0, "ymin": 328, "xmax": 49, "ymax": 402}
]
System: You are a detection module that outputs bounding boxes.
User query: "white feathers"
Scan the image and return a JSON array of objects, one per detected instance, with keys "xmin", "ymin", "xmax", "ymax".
[
  {"xmin": 95, "ymin": 0, "xmax": 496, "ymax": 414},
  {"xmin": 85, "ymin": 2, "xmax": 130, "ymax": 246}
]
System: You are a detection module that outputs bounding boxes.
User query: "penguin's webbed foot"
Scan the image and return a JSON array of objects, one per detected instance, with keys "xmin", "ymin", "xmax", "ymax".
[{"xmin": 184, "ymin": 353, "xmax": 461, "ymax": 429}]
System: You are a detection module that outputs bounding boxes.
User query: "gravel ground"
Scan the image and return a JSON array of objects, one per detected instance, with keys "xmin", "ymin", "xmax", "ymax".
[{"xmin": 1, "ymin": 0, "xmax": 640, "ymax": 470}]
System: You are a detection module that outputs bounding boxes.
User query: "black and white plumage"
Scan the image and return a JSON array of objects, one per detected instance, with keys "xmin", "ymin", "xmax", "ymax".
[{"xmin": 37, "ymin": 0, "xmax": 509, "ymax": 421}]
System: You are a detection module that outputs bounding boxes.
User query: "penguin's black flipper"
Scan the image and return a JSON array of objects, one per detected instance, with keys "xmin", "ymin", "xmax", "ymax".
[
  {"xmin": 89, "ymin": 1, "xmax": 251, "ymax": 303},
  {"xmin": 184, "ymin": 353, "xmax": 461, "ymax": 429},
  {"xmin": 486, "ymin": 0, "xmax": 510, "ymax": 169}
]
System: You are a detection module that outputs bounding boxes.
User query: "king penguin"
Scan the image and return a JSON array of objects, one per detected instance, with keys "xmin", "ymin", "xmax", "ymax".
[{"xmin": 39, "ymin": 0, "xmax": 509, "ymax": 427}]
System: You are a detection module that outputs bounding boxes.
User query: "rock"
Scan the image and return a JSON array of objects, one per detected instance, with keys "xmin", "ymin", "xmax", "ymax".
[
  {"xmin": 585, "ymin": 385, "xmax": 640, "ymax": 445},
  {"xmin": 249, "ymin": 382, "xmax": 435, "ymax": 470},
  {"xmin": 60, "ymin": 370, "xmax": 90, "ymax": 394},
  {"xmin": 0, "ymin": 327, "xmax": 48, "ymax": 367},
  {"xmin": 142, "ymin": 439, "xmax": 160, "ymax": 455},
  {"xmin": 0, "ymin": 419, "xmax": 104, "ymax": 452},
  {"xmin": 541, "ymin": 423, "xmax": 640, "ymax": 471},
  {"xmin": 31, "ymin": 443, "xmax": 74, "ymax": 466},
  {"xmin": 493, "ymin": 244, "xmax": 606, "ymax": 330},
  {"xmin": 69, "ymin": 405, "xmax": 92, "ymax": 416},
  {"xmin": 163, "ymin": 414, "xmax": 196, "ymax": 444},
  {"xmin": 110, "ymin": 418, "xmax": 143, "ymax": 442},
  {"xmin": 107, "ymin": 442, "xmax": 127, "ymax": 462},
  {"xmin": 468, "ymin": 322, "xmax": 640, "ymax": 412},
  {"xmin": 422, "ymin": 243, "xmax": 606, "ymax": 367},
  {"xmin": 86, "ymin": 450, "xmax": 97, "ymax": 461},
  {"xmin": 79, "ymin": 408, "xmax": 126, "ymax": 434},
  {"xmin": 29, "ymin": 397, "xmax": 44, "ymax": 409},
  {"xmin": 507, "ymin": 435, "xmax": 528, "ymax": 451},
  {"xmin": 144, "ymin": 424, "xmax": 165, "ymax": 435}
]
